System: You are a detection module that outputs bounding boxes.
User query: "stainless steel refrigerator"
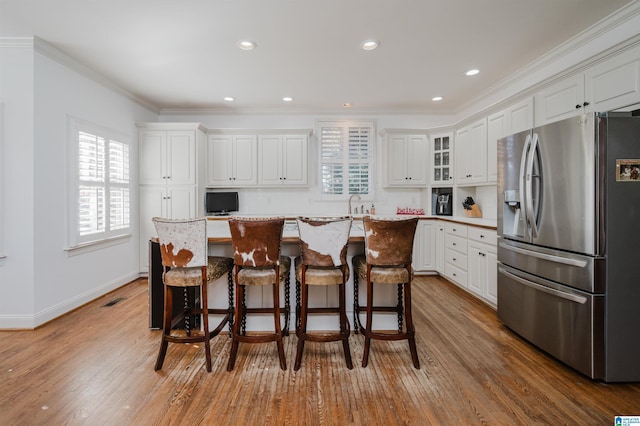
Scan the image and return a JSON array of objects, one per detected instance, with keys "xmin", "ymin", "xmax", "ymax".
[{"xmin": 497, "ymin": 111, "xmax": 640, "ymax": 382}]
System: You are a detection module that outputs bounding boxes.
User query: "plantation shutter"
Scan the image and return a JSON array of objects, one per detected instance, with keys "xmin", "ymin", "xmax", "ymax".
[{"xmin": 319, "ymin": 121, "xmax": 373, "ymax": 196}]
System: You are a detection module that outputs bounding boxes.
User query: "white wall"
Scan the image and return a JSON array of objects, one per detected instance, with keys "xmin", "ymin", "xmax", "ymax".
[
  {"xmin": 0, "ymin": 39, "xmax": 157, "ymax": 328},
  {"xmin": 0, "ymin": 41, "xmax": 36, "ymax": 325}
]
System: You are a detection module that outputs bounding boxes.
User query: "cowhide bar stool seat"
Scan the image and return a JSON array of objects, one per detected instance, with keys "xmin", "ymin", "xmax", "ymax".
[
  {"xmin": 352, "ymin": 216, "xmax": 420, "ymax": 369},
  {"xmin": 152, "ymin": 217, "xmax": 233, "ymax": 373},
  {"xmin": 293, "ymin": 217, "xmax": 353, "ymax": 370},
  {"xmin": 227, "ymin": 217, "xmax": 289, "ymax": 371}
]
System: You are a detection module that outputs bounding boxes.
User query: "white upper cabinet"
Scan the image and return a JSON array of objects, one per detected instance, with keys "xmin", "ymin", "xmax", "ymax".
[
  {"xmin": 258, "ymin": 134, "xmax": 308, "ymax": 186},
  {"xmin": 487, "ymin": 98, "xmax": 534, "ymax": 183},
  {"xmin": 381, "ymin": 129, "xmax": 428, "ymax": 187},
  {"xmin": 139, "ymin": 129, "xmax": 197, "ymax": 186},
  {"xmin": 536, "ymin": 43, "xmax": 640, "ymax": 126},
  {"xmin": 431, "ymin": 132, "xmax": 454, "ymax": 186},
  {"xmin": 535, "ymin": 74, "xmax": 585, "ymax": 126},
  {"xmin": 455, "ymin": 118, "xmax": 487, "ymax": 186},
  {"xmin": 585, "ymin": 43, "xmax": 640, "ymax": 113},
  {"xmin": 207, "ymin": 134, "xmax": 257, "ymax": 187}
]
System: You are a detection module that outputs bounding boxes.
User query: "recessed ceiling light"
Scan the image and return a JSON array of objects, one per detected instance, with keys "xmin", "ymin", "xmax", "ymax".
[
  {"xmin": 282, "ymin": 96, "xmax": 293, "ymax": 102},
  {"xmin": 466, "ymin": 69, "xmax": 480, "ymax": 76},
  {"xmin": 432, "ymin": 96, "xmax": 443, "ymax": 102},
  {"xmin": 361, "ymin": 40, "xmax": 380, "ymax": 51},
  {"xmin": 223, "ymin": 97, "xmax": 235, "ymax": 102},
  {"xmin": 343, "ymin": 103, "xmax": 352, "ymax": 108},
  {"xmin": 237, "ymin": 40, "xmax": 256, "ymax": 50}
]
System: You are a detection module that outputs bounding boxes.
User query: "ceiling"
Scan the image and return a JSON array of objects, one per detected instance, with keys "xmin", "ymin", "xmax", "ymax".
[{"xmin": 0, "ymin": 0, "xmax": 635, "ymax": 114}]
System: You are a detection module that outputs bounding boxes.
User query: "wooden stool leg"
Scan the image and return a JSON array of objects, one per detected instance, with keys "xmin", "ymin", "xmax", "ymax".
[
  {"xmin": 295, "ymin": 278, "xmax": 301, "ymax": 337},
  {"xmin": 293, "ymin": 278, "xmax": 308, "ymax": 371},
  {"xmin": 353, "ymin": 270, "xmax": 361, "ymax": 334},
  {"xmin": 227, "ymin": 269, "xmax": 234, "ymax": 336},
  {"xmin": 283, "ymin": 274, "xmax": 290, "ymax": 336},
  {"xmin": 404, "ymin": 281, "xmax": 420, "ymax": 369},
  {"xmin": 227, "ymin": 281, "xmax": 243, "ymax": 371},
  {"xmin": 273, "ymin": 279, "xmax": 287, "ymax": 371},
  {"xmin": 339, "ymin": 281, "xmax": 353, "ymax": 369},
  {"xmin": 155, "ymin": 284, "xmax": 173, "ymax": 371},
  {"xmin": 201, "ymin": 268, "xmax": 212, "ymax": 372},
  {"xmin": 362, "ymin": 269, "xmax": 374, "ymax": 368}
]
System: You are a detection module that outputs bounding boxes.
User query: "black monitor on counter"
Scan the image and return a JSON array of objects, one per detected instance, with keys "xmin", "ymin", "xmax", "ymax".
[{"xmin": 205, "ymin": 191, "xmax": 239, "ymax": 216}]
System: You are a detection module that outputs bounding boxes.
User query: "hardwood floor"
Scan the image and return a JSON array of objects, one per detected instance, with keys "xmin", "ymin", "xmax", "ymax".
[{"xmin": 1, "ymin": 276, "xmax": 639, "ymax": 425}]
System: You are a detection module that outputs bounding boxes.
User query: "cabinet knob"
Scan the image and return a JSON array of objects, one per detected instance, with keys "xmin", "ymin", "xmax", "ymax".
[
  {"xmin": 480, "ymin": 235, "xmax": 485, "ymax": 238},
  {"xmin": 583, "ymin": 101, "xmax": 589, "ymax": 107},
  {"xmin": 575, "ymin": 104, "xmax": 582, "ymax": 109}
]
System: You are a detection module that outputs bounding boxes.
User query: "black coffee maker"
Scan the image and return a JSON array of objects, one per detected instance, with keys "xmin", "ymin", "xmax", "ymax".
[{"xmin": 435, "ymin": 190, "xmax": 453, "ymax": 216}]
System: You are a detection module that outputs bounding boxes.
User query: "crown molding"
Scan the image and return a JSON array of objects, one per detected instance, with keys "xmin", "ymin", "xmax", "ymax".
[
  {"xmin": 456, "ymin": 0, "xmax": 640, "ymax": 120},
  {"xmin": 20, "ymin": 36, "xmax": 160, "ymax": 114}
]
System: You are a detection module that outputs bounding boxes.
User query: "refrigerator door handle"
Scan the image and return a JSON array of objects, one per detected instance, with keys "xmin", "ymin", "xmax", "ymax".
[
  {"xmin": 499, "ymin": 266, "xmax": 588, "ymax": 304},
  {"xmin": 499, "ymin": 241, "xmax": 588, "ymax": 267},
  {"xmin": 519, "ymin": 133, "xmax": 532, "ymax": 238},
  {"xmin": 525, "ymin": 133, "xmax": 540, "ymax": 238}
]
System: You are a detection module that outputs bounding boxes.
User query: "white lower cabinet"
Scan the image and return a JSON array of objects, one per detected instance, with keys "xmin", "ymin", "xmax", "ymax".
[
  {"xmin": 443, "ymin": 223, "xmax": 468, "ymax": 287},
  {"xmin": 466, "ymin": 227, "xmax": 498, "ymax": 306},
  {"xmin": 435, "ymin": 221, "xmax": 446, "ymax": 274},
  {"xmin": 413, "ymin": 220, "xmax": 436, "ymax": 272},
  {"xmin": 433, "ymin": 221, "xmax": 498, "ymax": 307}
]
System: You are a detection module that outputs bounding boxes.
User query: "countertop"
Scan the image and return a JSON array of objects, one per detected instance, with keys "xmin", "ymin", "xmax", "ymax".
[{"xmin": 205, "ymin": 215, "xmax": 497, "ymax": 243}]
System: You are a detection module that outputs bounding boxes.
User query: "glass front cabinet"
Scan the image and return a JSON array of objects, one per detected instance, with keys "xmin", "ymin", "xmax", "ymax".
[{"xmin": 431, "ymin": 132, "xmax": 453, "ymax": 185}]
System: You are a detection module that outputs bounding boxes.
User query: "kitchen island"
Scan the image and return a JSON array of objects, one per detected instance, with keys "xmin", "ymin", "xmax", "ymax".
[{"xmin": 150, "ymin": 215, "xmax": 497, "ymax": 332}]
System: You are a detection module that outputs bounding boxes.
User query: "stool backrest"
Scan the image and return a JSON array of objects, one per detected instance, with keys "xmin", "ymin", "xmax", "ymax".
[
  {"xmin": 363, "ymin": 216, "xmax": 419, "ymax": 266},
  {"xmin": 152, "ymin": 217, "xmax": 207, "ymax": 268},
  {"xmin": 228, "ymin": 217, "xmax": 285, "ymax": 267},
  {"xmin": 297, "ymin": 217, "xmax": 352, "ymax": 267}
]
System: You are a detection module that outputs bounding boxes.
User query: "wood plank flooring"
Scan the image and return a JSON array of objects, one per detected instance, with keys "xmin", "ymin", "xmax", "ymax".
[{"xmin": 1, "ymin": 276, "xmax": 639, "ymax": 425}]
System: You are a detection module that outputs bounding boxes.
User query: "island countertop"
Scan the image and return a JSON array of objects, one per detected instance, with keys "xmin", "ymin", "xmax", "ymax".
[{"xmin": 205, "ymin": 215, "xmax": 496, "ymax": 243}]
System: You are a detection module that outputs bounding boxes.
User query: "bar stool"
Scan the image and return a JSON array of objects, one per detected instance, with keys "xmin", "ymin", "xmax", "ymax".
[
  {"xmin": 238, "ymin": 257, "xmax": 291, "ymax": 337},
  {"xmin": 227, "ymin": 217, "xmax": 289, "ymax": 371},
  {"xmin": 352, "ymin": 216, "xmax": 420, "ymax": 369},
  {"xmin": 152, "ymin": 217, "xmax": 233, "ymax": 372},
  {"xmin": 293, "ymin": 217, "xmax": 353, "ymax": 370}
]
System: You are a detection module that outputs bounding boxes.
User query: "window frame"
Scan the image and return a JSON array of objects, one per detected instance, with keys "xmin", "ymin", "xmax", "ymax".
[
  {"xmin": 316, "ymin": 120, "xmax": 376, "ymax": 201},
  {"xmin": 66, "ymin": 116, "xmax": 131, "ymax": 253}
]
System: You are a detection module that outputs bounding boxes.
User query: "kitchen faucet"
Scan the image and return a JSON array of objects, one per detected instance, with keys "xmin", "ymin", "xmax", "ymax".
[{"xmin": 348, "ymin": 194, "xmax": 361, "ymax": 214}]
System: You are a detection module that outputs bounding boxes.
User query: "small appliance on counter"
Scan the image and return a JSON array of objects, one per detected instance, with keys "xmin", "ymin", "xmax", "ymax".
[{"xmin": 433, "ymin": 189, "xmax": 452, "ymax": 216}]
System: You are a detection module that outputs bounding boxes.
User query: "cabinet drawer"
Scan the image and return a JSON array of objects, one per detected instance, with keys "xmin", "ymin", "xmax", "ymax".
[
  {"xmin": 446, "ymin": 248, "xmax": 467, "ymax": 270},
  {"xmin": 446, "ymin": 234, "xmax": 467, "ymax": 254},
  {"xmin": 467, "ymin": 227, "xmax": 497, "ymax": 245},
  {"xmin": 445, "ymin": 222, "xmax": 468, "ymax": 237},
  {"xmin": 445, "ymin": 263, "xmax": 468, "ymax": 287}
]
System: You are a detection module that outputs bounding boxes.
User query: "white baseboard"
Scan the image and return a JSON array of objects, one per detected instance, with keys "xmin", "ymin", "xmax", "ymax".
[{"xmin": 0, "ymin": 272, "xmax": 140, "ymax": 330}]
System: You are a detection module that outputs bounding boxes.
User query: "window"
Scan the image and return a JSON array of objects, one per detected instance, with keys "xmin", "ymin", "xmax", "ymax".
[
  {"xmin": 68, "ymin": 117, "xmax": 131, "ymax": 248},
  {"xmin": 318, "ymin": 121, "xmax": 374, "ymax": 197}
]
